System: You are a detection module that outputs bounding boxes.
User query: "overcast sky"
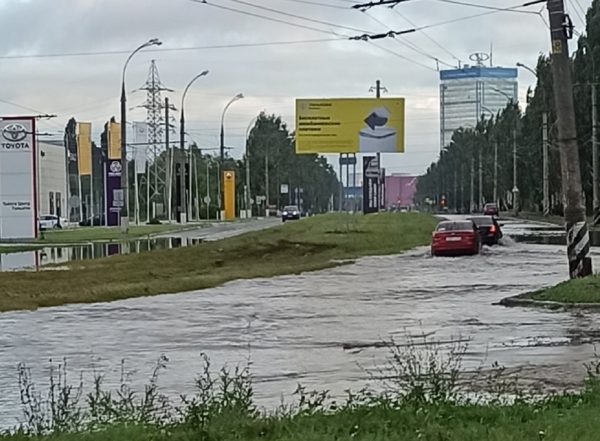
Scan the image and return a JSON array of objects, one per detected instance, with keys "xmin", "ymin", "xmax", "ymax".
[{"xmin": 0, "ymin": 0, "xmax": 593, "ymax": 175}]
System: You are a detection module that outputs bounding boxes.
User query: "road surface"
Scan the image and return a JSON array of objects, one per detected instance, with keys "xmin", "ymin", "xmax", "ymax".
[{"xmin": 0, "ymin": 217, "xmax": 597, "ymax": 427}]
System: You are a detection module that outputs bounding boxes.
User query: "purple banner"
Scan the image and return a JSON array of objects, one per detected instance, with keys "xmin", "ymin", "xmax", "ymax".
[{"xmin": 105, "ymin": 159, "xmax": 123, "ymax": 227}]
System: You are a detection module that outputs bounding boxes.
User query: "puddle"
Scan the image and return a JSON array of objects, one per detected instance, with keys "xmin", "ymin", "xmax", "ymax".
[{"xmin": 0, "ymin": 237, "xmax": 203, "ymax": 272}]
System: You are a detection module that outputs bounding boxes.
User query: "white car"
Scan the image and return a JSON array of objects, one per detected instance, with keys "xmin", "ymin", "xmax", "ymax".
[{"xmin": 39, "ymin": 214, "xmax": 65, "ymax": 230}]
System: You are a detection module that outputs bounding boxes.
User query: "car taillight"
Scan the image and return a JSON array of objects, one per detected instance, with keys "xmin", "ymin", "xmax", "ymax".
[{"xmin": 489, "ymin": 224, "xmax": 496, "ymax": 233}]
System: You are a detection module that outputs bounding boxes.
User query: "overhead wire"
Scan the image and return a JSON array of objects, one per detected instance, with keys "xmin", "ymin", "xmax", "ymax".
[
  {"xmin": 272, "ymin": 0, "xmax": 348, "ymax": 9},
  {"xmin": 190, "ymin": 0, "xmax": 351, "ymax": 36},
  {"xmin": 0, "ymin": 38, "xmax": 346, "ymax": 60},
  {"xmin": 434, "ymin": 0, "xmax": 540, "ymax": 14},
  {"xmin": 389, "ymin": 7, "xmax": 462, "ymax": 64},
  {"xmin": 361, "ymin": 10, "xmax": 454, "ymax": 67},
  {"xmin": 366, "ymin": 40, "xmax": 437, "ymax": 71}
]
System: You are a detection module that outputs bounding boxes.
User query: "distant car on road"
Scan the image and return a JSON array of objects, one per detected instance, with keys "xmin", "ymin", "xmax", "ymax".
[
  {"xmin": 483, "ymin": 202, "xmax": 499, "ymax": 217},
  {"xmin": 38, "ymin": 214, "xmax": 64, "ymax": 231},
  {"xmin": 281, "ymin": 205, "xmax": 300, "ymax": 222},
  {"xmin": 431, "ymin": 220, "xmax": 480, "ymax": 256},
  {"xmin": 468, "ymin": 216, "xmax": 503, "ymax": 246}
]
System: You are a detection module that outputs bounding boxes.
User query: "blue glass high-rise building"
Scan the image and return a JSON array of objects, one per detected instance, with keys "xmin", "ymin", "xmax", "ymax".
[{"xmin": 440, "ymin": 65, "xmax": 518, "ymax": 149}]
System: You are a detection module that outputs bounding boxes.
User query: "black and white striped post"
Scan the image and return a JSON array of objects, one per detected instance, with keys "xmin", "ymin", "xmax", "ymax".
[
  {"xmin": 547, "ymin": 0, "xmax": 593, "ymax": 278},
  {"xmin": 566, "ymin": 221, "xmax": 592, "ymax": 278}
]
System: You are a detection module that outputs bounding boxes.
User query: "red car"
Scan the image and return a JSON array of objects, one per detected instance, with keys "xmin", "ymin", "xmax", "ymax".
[
  {"xmin": 431, "ymin": 220, "xmax": 480, "ymax": 256},
  {"xmin": 483, "ymin": 203, "xmax": 499, "ymax": 217}
]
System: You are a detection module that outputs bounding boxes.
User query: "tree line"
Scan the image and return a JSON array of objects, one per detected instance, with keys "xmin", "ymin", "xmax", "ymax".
[{"xmin": 416, "ymin": 1, "xmax": 600, "ymax": 215}]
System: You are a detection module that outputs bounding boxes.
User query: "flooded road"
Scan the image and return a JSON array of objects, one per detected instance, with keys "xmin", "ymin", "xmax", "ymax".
[
  {"xmin": 1, "ymin": 217, "xmax": 599, "ymax": 427},
  {"xmin": 0, "ymin": 218, "xmax": 281, "ymax": 271}
]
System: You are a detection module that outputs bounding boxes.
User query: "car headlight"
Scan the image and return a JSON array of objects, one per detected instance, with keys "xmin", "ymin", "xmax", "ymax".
[
  {"xmin": 293, "ymin": 211, "xmax": 298, "ymax": 215},
  {"xmin": 283, "ymin": 211, "xmax": 288, "ymax": 215}
]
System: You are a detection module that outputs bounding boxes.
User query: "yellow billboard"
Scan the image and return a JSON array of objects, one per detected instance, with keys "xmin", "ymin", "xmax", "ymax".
[
  {"xmin": 77, "ymin": 122, "xmax": 92, "ymax": 176},
  {"xmin": 295, "ymin": 98, "xmax": 405, "ymax": 154},
  {"xmin": 108, "ymin": 122, "xmax": 121, "ymax": 160},
  {"xmin": 223, "ymin": 170, "xmax": 236, "ymax": 220}
]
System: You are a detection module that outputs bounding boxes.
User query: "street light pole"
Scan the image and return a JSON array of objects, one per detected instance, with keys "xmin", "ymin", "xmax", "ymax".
[
  {"xmin": 517, "ymin": 62, "xmax": 550, "ymax": 216},
  {"xmin": 179, "ymin": 70, "xmax": 209, "ymax": 224},
  {"xmin": 120, "ymin": 38, "xmax": 161, "ymax": 231},
  {"xmin": 245, "ymin": 116, "xmax": 258, "ymax": 219},
  {"xmin": 219, "ymin": 93, "xmax": 244, "ymax": 219}
]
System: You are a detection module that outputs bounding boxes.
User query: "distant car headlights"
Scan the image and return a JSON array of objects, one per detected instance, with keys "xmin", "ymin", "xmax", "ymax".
[
  {"xmin": 292, "ymin": 211, "xmax": 298, "ymax": 215},
  {"xmin": 283, "ymin": 211, "xmax": 288, "ymax": 216}
]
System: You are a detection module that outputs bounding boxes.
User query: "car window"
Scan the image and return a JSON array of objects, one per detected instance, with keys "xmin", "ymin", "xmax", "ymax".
[
  {"xmin": 436, "ymin": 221, "xmax": 473, "ymax": 231},
  {"xmin": 468, "ymin": 217, "xmax": 492, "ymax": 226},
  {"xmin": 284, "ymin": 206, "xmax": 298, "ymax": 211}
]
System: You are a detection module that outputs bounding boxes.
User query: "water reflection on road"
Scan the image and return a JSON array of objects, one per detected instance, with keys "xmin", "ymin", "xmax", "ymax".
[{"xmin": 0, "ymin": 218, "xmax": 599, "ymax": 427}]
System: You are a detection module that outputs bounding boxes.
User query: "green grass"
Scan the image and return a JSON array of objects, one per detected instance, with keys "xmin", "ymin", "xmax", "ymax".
[
  {"xmin": 529, "ymin": 274, "xmax": 600, "ymax": 303},
  {"xmin": 36, "ymin": 224, "xmax": 193, "ymax": 244},
  {"xmin": 0, "ymin": 245, "xmax": 44, "ymax": 254},
  {"xmin": 0, "ymin": 213, "xmax": 437, "ymax": 312},
  {"xmin": 4, "ymin": 385, "xmax": 600, "ymax": 440}
]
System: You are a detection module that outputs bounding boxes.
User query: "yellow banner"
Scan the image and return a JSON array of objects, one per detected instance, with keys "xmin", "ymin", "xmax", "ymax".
[
  {"xmin": 295, "ymin": 98, "xmax": 405, "ymax": 154},
  {"xmin": 223, "ymin": 170, "xmax": 236, "ymax": 220},
  {"xmin": 77, "ymin": 122, "xmax": 92, "ymax": 176},
  {"xmin": 108, "ymin": 122, "xmax": 121, "ymax": 160}
]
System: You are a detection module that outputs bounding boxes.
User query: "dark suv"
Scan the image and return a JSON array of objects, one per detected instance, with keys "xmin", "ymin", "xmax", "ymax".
[
  {"xmin": 281, "ymin": 205, "xmax": 300, "ymax": 222},
  {"xmin": 467, "ymin": 216, "xmax": 503, "ymax": 246}
]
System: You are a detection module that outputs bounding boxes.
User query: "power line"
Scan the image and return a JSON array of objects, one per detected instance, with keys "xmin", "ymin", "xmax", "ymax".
[
  {"xmin": 192, "ymin": 0, "xmax": 351, "ymax": 36},
  {"xmin": 225, "ymin": 0, "xmax": 374, "ymax": 34},
  {"xmin": 273, "ymin": 0, "xmax": 348, "ymax": 9},
  {"xmin": 367, "ymin": 41, "xmax": 437, "ymax": 71},
  {"xmin": 362, "ymin": 10, "xmax": 454, "ymax": 68},
  {"xmin": 389, "ymin": 7, "xmax": 462, "ymax": 63},
  {"xmin": 434, "ymin": 0, "xmax": 540, "ymax": 14},
  {"xmin": 0, "ymin": 38, "xmax": 346, "ymax": 60}
]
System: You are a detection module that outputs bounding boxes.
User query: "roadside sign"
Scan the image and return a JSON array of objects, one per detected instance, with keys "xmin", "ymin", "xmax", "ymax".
[
  {"xmin": 280, "ymin": 184, "xmax": 289, "ymax": 194},
  {"xmin": 339, "ymin": 156, "xmax": 357, "ymax": 166},
  {"xmin": 203, "ymin": 196, "xmax": 211, "ymax": 204},
  {"xmin": 296, "ymin": 98, "xmax": 405, "ymax": 154}
]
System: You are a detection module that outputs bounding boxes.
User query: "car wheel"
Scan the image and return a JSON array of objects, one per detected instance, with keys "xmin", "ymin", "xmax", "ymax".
[{"xmin": 53, "ymin": 224, "xmax": 61, "ymax": 230}]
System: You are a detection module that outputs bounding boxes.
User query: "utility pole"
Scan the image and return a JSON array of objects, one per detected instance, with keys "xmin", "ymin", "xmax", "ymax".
[
  {"xmin": 469, "ymin": 156, "xmax": 474, "ymax": 213},
  {"xmin": 165, "ymin": 97, "xmax": 172, "ymax": 222},
  {"xmin": 493, "ymin": 138, "xmax": 498, "ymax": 204},
  {"xmin": 512, "ymin": 128, "xmax": 519, "ymax": 216},
  {"xmin": 478, "ymin": 146, "xmax": 483, "ymax": 212},
  {"xmin": 593, "ymin": 83, "xmax": 599, "ymax": 225},
  {"xmin": 542, "ymin": 111, "xmax": 550, "ymax": 216},
  {"xmin": 547, "ymin": 0, "xmax": 592, "ymax": 278},
  {"xmin": 370, "ymin": 80, "xmax": 388, "ymax": 211}
]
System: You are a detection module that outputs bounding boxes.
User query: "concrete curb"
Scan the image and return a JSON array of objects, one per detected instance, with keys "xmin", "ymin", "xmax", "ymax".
[{"xmin": 498, "ymin": 295, "xmax": 600, "ymax": 310}]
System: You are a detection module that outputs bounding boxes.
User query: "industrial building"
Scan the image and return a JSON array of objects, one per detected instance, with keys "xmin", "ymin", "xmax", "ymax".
[
  {"xmin": 440, "ymin": 62, "xmax": 518, "ymax": 149},
  {"xmin": 37, "ymin": 139, "xmax": 68, "ymax": 218}
]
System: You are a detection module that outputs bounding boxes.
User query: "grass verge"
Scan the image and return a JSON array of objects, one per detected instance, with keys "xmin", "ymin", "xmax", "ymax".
[
  {"xmin": 527, "ymin": 275, "xmax": 600, "ymax": 304},
  {"xmin": 0, "ymin": 213, "xmax": 437, "ymax": 312},
  {"xmin": 36, "ymin": 224, "xmax": 195, "ymax": 244},
  {"xmin": 0, "ymin": 245, "xmax": 44, "ymax": 255},
  {"xmin": 4, "ymin": 336, "xmax": 600, "ymax": 440}
]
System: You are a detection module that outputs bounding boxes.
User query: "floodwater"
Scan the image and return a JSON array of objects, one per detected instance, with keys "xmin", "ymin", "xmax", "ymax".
[
  {"xmin": 0, "ymin": 218, "xmax": 599, "ymax": 428},
  {"xmin": 0, "ymin": 218, "xmax": 281, "ymax": 272}
]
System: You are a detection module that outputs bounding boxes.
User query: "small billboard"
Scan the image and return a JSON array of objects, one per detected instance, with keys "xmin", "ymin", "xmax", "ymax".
[
  {"xmin": 296, "ymin": 98, "xmax": 405, "ymax": 154},
  {"xmin": 0, "ymin": 117, "xmax": 37, "ymax": 239}
]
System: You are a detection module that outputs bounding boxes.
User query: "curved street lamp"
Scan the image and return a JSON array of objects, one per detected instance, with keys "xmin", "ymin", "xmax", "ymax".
[
  {"xmin": 218, "ymin": 93, "xmax": 244, "ymax": 219},
  {"xmin": 178, "ymin": 70, "xmax": 209, "ymax": 223},
  {"xmin": 220, "ymin": 93, "xmax": 244, "ymax": 162},
  {"xmin": 245, "ymin": 116, "xmax": 258, "ymax": 218},
  {"xmin": 119, "ymin": 38, "xmax": 162, "ymax": 231}
]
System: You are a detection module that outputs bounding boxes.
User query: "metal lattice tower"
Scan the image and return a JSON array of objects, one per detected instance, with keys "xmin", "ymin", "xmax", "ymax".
[{"xmin": 136, "ymin": 60, "xmax": 173, "ymax": 220}]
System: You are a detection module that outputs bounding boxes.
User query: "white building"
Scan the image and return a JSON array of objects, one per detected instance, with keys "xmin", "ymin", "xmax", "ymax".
[
  {"xmin": 37, "ymin": 139, "xmax": 68, "ymax": 217},
  {"xmin": 440, "ymin": 65, "xmax": 518, "ymax": 149}
]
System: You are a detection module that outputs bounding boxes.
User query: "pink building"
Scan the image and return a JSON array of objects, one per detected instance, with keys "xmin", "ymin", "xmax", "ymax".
[{"xmin": 385, "ymin": 174, "xmax": 418, "ymax": 208}]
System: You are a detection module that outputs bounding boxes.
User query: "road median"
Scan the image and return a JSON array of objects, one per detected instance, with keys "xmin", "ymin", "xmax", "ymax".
[
  {"xmin": 0, "ymin": 213, "xmax": 437, "ymax": 313},
  {"xmin": 500, "ymin": 274, "xmax": 600, "ymax": 310}
]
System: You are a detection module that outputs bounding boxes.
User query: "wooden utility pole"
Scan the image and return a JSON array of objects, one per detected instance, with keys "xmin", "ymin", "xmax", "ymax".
[{"xmin": 547, "ymin": 0, "xmax": 592, "ymax": 277}]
